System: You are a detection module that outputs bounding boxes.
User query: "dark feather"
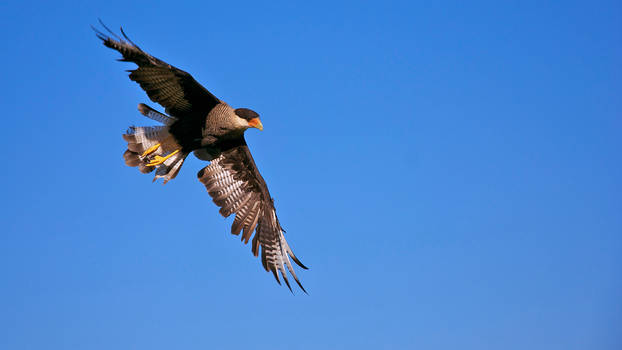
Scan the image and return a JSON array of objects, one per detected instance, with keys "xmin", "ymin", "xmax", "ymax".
[
  {"xmin": 95, "ymin": 22, "xmax": 306, "ymax": 291},
  {"xmin": 93, "ymin": 23, "xmax": 221, "ymax": 152}
]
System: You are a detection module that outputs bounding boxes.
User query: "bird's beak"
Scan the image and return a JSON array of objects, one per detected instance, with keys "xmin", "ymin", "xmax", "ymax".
[{"xmin": 248, "ymin": 117, "xmax": 263, "ymax": 131}]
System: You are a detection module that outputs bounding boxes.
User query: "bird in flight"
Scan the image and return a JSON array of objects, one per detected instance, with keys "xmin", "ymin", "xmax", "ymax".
[{"xmin": 93, "ymin": 22, "xmax": 307, "ymax": 292}]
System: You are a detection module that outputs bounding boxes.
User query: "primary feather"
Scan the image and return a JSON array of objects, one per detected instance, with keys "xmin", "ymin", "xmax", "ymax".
[{"xmin": 94, "ymin": 22, "xmax": 307, "ymax": 292}]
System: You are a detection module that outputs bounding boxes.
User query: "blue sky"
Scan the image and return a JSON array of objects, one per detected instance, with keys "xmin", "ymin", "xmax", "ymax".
[{"xmin": 1, "ymin": 1, "xmax": 620, "ymax": 349}]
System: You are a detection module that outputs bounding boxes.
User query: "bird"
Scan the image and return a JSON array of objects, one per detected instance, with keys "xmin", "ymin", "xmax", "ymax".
[{"xmin": 93, "ymin": 22, "xmax": 307, "ymax": 292}]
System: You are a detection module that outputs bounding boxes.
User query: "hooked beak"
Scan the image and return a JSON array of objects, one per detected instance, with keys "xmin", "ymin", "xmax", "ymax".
[{"xmin": 248, "ymin": 117, "xmax": 263, "ymax": 131}]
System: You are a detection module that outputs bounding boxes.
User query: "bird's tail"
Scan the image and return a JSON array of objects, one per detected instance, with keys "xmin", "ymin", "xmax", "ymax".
[{"xmin": 122, "ymin": 104, "xmax": 187, "ymax": 184}]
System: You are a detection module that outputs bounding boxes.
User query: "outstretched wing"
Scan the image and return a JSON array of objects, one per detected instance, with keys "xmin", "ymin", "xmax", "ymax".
[
  {"xmin": 93, "ymin": 22, "xmax": 220, "ymax": 120},
  {"xmin": 197, "ymin": 138, "xmax": 308, "ymax": 292}
]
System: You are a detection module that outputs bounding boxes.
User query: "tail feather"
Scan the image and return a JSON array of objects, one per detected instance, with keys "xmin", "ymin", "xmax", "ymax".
[
  {"xmin": 153, "ymin": 150, "xmax": 186, "ymax": 182},
  {"xmin": 138, "ymin": 103, "xmax": 177, "ymax": 125},
  {"xmin": 122, "ymin": 104, "xmax": 187, "ymax": 183},
  {"xmin": 123, "ymin": 126, "xmax": 167, "ymax": 152}
]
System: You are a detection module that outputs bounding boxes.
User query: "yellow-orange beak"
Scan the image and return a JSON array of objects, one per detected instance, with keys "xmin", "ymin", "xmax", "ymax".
[{"xmin": 248, "ymin": 117, "xmax": 263, "ymax": 131}]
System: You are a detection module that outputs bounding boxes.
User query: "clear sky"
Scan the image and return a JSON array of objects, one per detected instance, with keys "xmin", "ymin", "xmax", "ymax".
[{"xmin": 1, "ymin": 1, "xmax": 620, "ymax": 349}]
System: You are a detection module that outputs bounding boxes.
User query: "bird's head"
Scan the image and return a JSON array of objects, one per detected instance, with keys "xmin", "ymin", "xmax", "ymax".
[{"xmin": 234, "ymin": 108, "xmax": 263, "ymax": 131}]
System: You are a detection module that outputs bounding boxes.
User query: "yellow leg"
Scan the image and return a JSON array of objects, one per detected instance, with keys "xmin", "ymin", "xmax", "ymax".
[
  {"xmin": 141, "ymin": 143, "xmax": 161, "ymax": 157},
  {"xmin": 146, "ymin": 149, "xmax": 180, "ymax": 167}
]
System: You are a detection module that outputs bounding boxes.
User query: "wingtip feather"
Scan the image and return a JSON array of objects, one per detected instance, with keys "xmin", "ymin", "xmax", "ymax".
[
  {"xmin": 297, "ymin": 280, "xmax": 308, "ymax": 294},
  {"xmin": 290, "ymin": 254, "xmax": 308, "ymax": 270},
  {"xmin": 97, "ymin": 18, "xmax": 122, "ymax": 41},
  {"xmin": 282, "ymin": 275, "xmax": 293, "ymax": 293},
  {"xmin": 271, "ymin": 269, "xmax": 281, "ymax": 285}
]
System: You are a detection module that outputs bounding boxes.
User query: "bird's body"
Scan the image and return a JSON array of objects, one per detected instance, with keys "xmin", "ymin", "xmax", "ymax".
[
  {"xmin": 198, "ymin": 103, "xmax": 253, "ymax": 146},
  {"xmin": 94, "ymin": 23, "xmax": 306, "ymax": 292}
]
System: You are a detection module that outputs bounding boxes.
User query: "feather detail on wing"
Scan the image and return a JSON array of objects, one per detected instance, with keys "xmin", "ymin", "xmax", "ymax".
[
  {"xmin": 93, "ymin": 21, "xmax": 220, "ymax": 120},
  {"xmin": 197, "ymin": 140, "xmax": 307, "ymax": 292}
]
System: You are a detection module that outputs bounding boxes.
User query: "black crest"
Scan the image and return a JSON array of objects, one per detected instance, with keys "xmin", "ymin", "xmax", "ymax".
[{"xmin": 234, "ymin": 108, "xmax": 260, "ymax": 121}]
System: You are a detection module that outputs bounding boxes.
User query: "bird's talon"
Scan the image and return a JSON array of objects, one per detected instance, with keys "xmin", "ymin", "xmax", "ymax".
[
  {"xmin": 146, "ymin": 149, "xmax": 180, "ymax": 166},
  {"xmin": 141, "ymin": 143, "xmax": 161, "ymax": 157}
]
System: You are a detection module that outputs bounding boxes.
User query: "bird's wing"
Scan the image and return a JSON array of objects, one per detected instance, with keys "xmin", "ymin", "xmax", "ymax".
[
  {"xmin": 197, "ymin": 138, "xmax": 307, "ymax": 292},
  {"xmin": 93, "ymin": 22, "xmax": 220, "ymax": 120}
]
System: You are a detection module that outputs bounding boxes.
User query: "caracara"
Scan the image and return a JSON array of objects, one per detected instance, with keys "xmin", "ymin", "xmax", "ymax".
[{"xmin": 94, "ymin": 23, "xmax": 307, "ymax": 292}]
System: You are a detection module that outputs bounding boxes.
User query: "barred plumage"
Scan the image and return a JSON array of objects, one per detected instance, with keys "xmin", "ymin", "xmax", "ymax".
[
  {"xmin": 122, "ymin": 116, "xmax": 187, "ymax": 183},
  {"xmin": 95, "ymin": 21, "xmax": 307, "ymax": 292},
  {"xmin": 138, "ymin": 103, "xmax": 176, "ymax": 125},
  {"xmin": 197, "ymin": 145, "xmax": 307, "ymax": 292}
]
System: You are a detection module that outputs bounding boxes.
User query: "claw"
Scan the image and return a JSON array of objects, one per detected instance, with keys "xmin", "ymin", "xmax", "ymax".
[
  {"xmin": 141, "ymin": 143, "xmax": 161, "ymax": 157},
  {"xmin": 146, "ymin": 149, "xmax": 180, "ymax": 166}
]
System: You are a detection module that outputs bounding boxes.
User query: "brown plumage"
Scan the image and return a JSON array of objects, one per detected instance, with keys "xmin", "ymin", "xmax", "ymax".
[{"xmin": 94, "ymin": 22, "xmax": 307, "ymax": 292}]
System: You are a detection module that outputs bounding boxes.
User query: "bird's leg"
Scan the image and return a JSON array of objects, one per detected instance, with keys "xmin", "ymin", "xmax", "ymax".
[
  {"xmin": 146, "ymin": 149, "xmax": 180, "ymax": 167},
  {"xmin": 141, "ymin": 143, "xmax": 161, "ymax": 157}
]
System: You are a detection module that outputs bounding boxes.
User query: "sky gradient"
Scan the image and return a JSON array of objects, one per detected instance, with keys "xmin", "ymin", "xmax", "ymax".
[{"xmin": 1, "ymin": 1, "xmax": 621, "ymax": 349}]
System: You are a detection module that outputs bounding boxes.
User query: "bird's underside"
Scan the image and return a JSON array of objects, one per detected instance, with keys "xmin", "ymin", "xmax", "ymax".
[{"xmin": 94, "ymin": 22, "xmax": 307, "ymax": 292}]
